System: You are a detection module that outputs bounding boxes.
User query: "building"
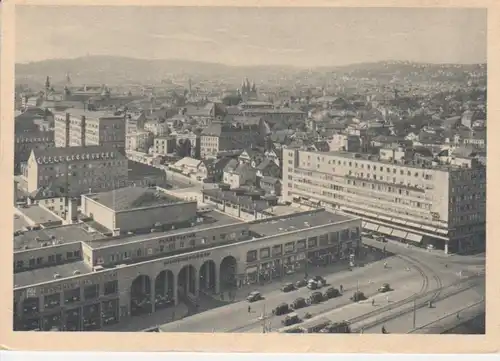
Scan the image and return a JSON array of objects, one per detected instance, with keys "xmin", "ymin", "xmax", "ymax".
[
  {"xmin": 173, "ymin": 131, "xmax": 199, "ymax": 159},
  {"xmin": 126, "ymin": 112, "xmax": 147, "ymax": 134},
  {"xmin": 153, "ymin": 136, "xmax": 177, "ymax": 155},
  {"xmin": 223, "ymin": 163, "xmax": 257, "ymax": 189},
  {"xmin": 282, "ymin": 147, "xmax": 486, "ymax": 254},
  {"xmin": 81, "ymin": 187, "xmax": 197, "ymax": 234},
  {"xmin": 327, "ymin": 134, "xmax": 361, "ymax": 152},
  {"xmin": 126, "ymin": 131, "xmax": 153, "ymax": 153},
  {"xmin": 54, "ymin": 110, "xmax": 126, "ymax": 151},
  {"xmin": 13, "ymin": 208, "xmax": 360, "ymax": 331},
  {"xmin": 26, "ymin": 145, "xmax": 128, "ymax": 198},
  {"xmin": 200, "ymin": 121, "xmax": 262, "ymax": 159},
  {"xmin": 15, "ymin": 131, "xmax": 55, "ymax": 173},
  {"xmin": 144, "ymin": 120, "xmax": 170, "ymax": 137}
]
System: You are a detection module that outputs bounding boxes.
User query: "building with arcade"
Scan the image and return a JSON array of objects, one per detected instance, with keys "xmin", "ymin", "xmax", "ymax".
[{"xmin": 13, "ymin": 188, "xmax": 361, "ymax": 331}]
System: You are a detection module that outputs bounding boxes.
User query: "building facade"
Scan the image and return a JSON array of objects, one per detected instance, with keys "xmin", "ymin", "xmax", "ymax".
[
  {"xmin": 54, "ymin": 110, "xmax": 126, "ymax": 151},
  {"xmin": 13, "ymin": 209, "xmax": 360, "ymax": 331},
  {"xmin": 282, "ymin": 148, "xmax": 486, "ymax": 254},
  {"xmin": 26, "ymin": 146, "xmax": 128, "ymax": 198}
]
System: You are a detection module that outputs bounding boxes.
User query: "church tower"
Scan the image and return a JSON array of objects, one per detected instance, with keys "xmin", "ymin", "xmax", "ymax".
[{"xmin": 44, "ymin": 76, "xmax": 51, "ymax": 100}]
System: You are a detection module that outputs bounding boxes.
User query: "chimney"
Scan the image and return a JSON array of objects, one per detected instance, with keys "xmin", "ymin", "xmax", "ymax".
[{"xmin": 66, "ymin": 197, "xmax": 78, "ymax": 224}]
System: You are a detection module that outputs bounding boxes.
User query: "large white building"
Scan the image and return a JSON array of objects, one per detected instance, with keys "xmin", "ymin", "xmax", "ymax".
[{"xmin": 282, "ymin": 147, "xmax": 486, "ymax": 254}]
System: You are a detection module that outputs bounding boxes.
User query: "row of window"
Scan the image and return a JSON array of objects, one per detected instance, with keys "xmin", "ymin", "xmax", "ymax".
[
  {"xmin": 245, "ymin": 229, "xmax": 359, "ymax": 263},
  {"xmin": 14, "ymin": 250, "xmax": 81, "ymax": 270}
]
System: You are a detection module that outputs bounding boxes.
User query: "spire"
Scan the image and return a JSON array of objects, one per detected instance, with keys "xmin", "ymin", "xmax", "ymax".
[{"xmin": 45, "ymin": 76, "xmax": 51, "ymax": 90}]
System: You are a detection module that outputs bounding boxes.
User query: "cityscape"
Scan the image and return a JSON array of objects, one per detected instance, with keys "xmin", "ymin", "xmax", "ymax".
[{"xmin": 12, "ymin": 6, "xmax": 486, "ymax": 335}]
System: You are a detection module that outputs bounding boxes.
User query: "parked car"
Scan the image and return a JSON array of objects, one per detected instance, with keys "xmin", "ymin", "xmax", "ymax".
[
  {"xmin": 307, "ymin": 291, "xmax": 324, "ymax": 305},
  {"xmin": 323, "ymin": 287, "xmax": 341, "ymax": 299},
  {"xmin": 295, "ymin": 279, "xmax": 308, "ymax": 288},
  {"xmin": 274, "ymin": 302, "xmax": 291, "ymax": 316},
  {"xmin": 319, "ymin": 321, "xmax": 351, "ymax": 334},
  {"xmin": 290, "ymin": 297, "xmax": 307, "ymax": 310},
  {"xmin": 307, "ymin": 280, "xmax": 319, "ymax": 290},
  {"xmin": 246, "ymin": 291, "xmax": 262, "ymax": 302},
  {"xmin": 350, "ymin": 291, "xmax": 366, "ymax": 302},
  {"xmin": 281, "ymin": 283, "xmax": 295, "ymax": 293},
  {"xmin": 378, "ymin": 283, "xmax": 391, "ymax": 293},
  {"xmin": 282, "ymin": 312, "xmax": 301, "ymax": 326},
  {"xmin": 313, "ymin": 276, "xmax": 327, "ymax": 285}
]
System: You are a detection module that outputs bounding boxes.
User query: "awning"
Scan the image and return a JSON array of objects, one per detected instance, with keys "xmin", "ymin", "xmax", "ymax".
[
  {"xmin": 363, "ymin": 222, "xmax": 379, "ymax": 231},
  {"xmin": 379, "ymin": 215, "xmax": 392, "ymax": 222},
  {"xmin": 406, "ymin": 221, "xmax": 422, "ymax": 229},
  {"xmin": 378, "ymin": 226, "xmax": 394, "ymax": 236},
  {"xmin": 406, "ymin": 233, "xmax": 423, "ymax": 243},
  {"xmin": 421, "ymin": 225, "xmax": 438, "ymax": 232},
  {"xmin": 392, "ymin": 229, "xmax": 408, "ymax": 239}
]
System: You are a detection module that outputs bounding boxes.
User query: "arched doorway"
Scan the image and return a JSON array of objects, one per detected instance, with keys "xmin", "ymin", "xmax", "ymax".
[
  {"xmin": 154, "ymin": 270, "xmax": 175, "ymax": 310},
  {"xmin": 130, "ymin": 274, "xmax": 152, "ymax": 316},
  {"xmin": 177, "ymin": 265, "xmax": 197, "ymax": 297},
  {"xmin": 199, "ymin": 260, "xmax": 216, "ymax": 293},
  {"xmin": 219, "ymin": 255, "xmax": 238, "ymax": 292}
]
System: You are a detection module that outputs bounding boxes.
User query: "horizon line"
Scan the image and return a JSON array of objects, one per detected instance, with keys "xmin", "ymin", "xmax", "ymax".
[{"xmin": 15, "ymin": 55, "xmax": 487, "ymax": 69}]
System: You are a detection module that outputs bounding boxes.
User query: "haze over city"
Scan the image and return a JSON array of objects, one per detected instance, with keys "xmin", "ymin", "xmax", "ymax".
[{"xmin": 16, "ymin": 6, "xmax": 486, "ymax": 67}]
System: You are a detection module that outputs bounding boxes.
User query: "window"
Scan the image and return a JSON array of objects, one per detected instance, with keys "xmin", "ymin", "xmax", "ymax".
[
  {"xmin": 84, "ymin": 284, "xmax": 99, "ymax": 300},
  {"xmin": 284, "ymin": 242, "xmax": 295, "ymax": 254},
  {"xmin": 29, "ymin": 258, "xmax": 35, "ymax": 267},
  {"xmin": 260, "ymin": 247, "xmax": 270, "ymax": 259},
  {"xmin": 36, "ymin": 257, "xmax": 43, "ymax": 265},
  {"xmin": 308, "ymin": 237, "xmax": 317, "ymax": 248},
  {"xmin": 48, "ymin": 255, "xmax": 55, "ymax": 263},
  {"xmin": 104, "ymin": 280, "xmax": 118, "ymax": 295},
  {"xmin": 296, "ymin": 239, "xmax": 306, "ymax": 250},
  {"xmin": 319, "ymin": 234, "xmax": 329, "ymax": 246},
  {"xmin": 137, "ymin": 249, "xmax": 142, "ymax": 257},
  {"xmin": 272, "ymin": 245, "xmax": 282, "ymax": 257},
  {"xmin": 246, "ymin": 250, "xmax": 258, "ymax": 262}
]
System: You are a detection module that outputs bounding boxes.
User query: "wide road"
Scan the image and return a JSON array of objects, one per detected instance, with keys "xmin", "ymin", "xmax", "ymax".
[{"xmin": 158, "ymin": 238, "xmax": 484, "ymax": 333}]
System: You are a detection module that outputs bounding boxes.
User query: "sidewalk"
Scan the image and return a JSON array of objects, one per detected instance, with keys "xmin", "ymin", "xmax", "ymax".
[{"xmin": 100, "ymin": 303, "xmax": 189, "ymax": 332}]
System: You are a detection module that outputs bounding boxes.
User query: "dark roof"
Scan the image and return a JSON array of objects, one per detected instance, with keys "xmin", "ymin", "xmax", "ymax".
[
  {"xmin": 86, "ymin": 187, "xmax": 181, "ymax": 212},
  {"xmin": 260, "ymin": 176, "xmax": 280, "ymax": 185}
]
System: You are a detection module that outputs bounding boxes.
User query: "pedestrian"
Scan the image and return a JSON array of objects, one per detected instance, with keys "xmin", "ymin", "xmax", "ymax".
[
  {"xmin": 386, "ymin": 295, "xmax": 389, "ymax": 303},
  {"xmin": 248, "ymin": 305, "xmax": 251, "ymax": 313},
  {"xmin": 372, "ymin": 299, "xmax": 375, "ymax": 306},
  {"xmin": 340, "ymin": 284, "xmax": 343, "ymax": 293},
  {"xmin": 456, "ymin": 312, "xmax": 460, "ymax": 320}
]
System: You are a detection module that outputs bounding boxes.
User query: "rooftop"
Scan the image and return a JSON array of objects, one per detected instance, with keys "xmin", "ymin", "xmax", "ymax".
[
  {"xmin": 14, "ymin": 260, "xmax": 92, "ymax": 288},
  {"xmin": 248, "ymin": 210, "xmax": 356, "ymax": 237},
  {"xmin": 296, "ymin": 149, "xmax": 483, "ymax": 172},
  {"xmin": 85, "ymin": 187, "xmax": 182, "ymax": 212},
  {"xmin": 84, "ymin": 211, "xmax": 242, "ymax": 249},
  {"xmin": 32, "ymin": 145, "xmax": 125, "ymax": 165},
  {"xmin": 59, "ymin": 108, "xmax": 123, "ymax": 120},
  {"xmin": 128, "ymin": 160, "xmax": 167, "ymax": 179},
  {"xmin": 13, "ymin": 223, "xmax": 106, "ymax": 251}
]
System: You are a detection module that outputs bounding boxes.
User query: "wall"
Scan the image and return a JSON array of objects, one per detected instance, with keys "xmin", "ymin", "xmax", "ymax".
[
  {"xmin": 115, "ymin": 202, "xmax": 197, "ymax": 232},
  {"xmin": 82, "ymin": 197, "xmax": 116, "ymax": 231},
  {"xmin": 14, "ymin": 241, "xmax": 83, "ymax": 273}
]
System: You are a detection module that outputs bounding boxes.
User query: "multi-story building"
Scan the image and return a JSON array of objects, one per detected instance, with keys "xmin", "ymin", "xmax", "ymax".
[
  {"xmin": 173, "ymin": 131, "xmax": 199, "ymax": 159},
  {"xmin": 282, "ymin": 147, "xmax": 486, "ymax": 254},
  {"xmin": 153, "ymin": 136, "xmax": 177, "ymax": 155},
  {"xmin": 126, "ymin": 131, "xmax": 153, "ymax": 153},
  {"xmin": 200, "ymin": 121, "xmax": 262, "ymax": 159},
  {"xmin": 144, "ymin": 120, "xmax": 170, "ymax": 137},
  {"xmin": 15, "ymin": 130, "xmax": 54, "ymax": 173},
  {"xmin": 54, "ymin": 110, "xmax": 126, "ymax": 151},
  {"xmin": 13, "ymin": 208, "xmax": 360, "ymax": 331},
  {"xmin": 26, "ymin": 145, "xmax": 128, "ymax": 198}
]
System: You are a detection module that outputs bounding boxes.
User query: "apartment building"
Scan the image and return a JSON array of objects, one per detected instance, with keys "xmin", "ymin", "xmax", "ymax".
[
  {"xmin": 282, "ymin": 147, "xmax": 486, "ymax": 254},
  {"xmin": 26, "ymin": 145, "xmax": 128, "ymax": 198},
  {"xmin": 54, "ymin": 110, "xmax": 126, "ymax": 151}
]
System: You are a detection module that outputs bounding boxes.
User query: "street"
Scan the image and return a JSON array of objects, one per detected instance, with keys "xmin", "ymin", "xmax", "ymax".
[{"xmin": 157, "ymin": 237, "xmax": 484, "ymax": 333}]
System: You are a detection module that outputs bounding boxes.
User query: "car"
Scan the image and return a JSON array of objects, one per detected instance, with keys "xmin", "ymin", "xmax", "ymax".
[
  {"xmin": 378, "ymin": 283, "xmax": 391, "ymax": 293},
  {"xmin": 281, "ymin": 283, "xmax": 296, "ymax": 293},
  {"xmin": 323, "ymin": 287, "xmax": 341, "ymax": 299},
  {"xmin": 281, "ymin": 312, "xmax": 301, "ymax": 326},
  {"xmin": 274, "ymin": 302, "xmax": 291, "ymax": 316},
  {"xmin": 307, "ymin": 291, "xmax": 324, "ymax": 304},
  {"xmin": 312, "ymin": 276, "xmax": 327, "ymax": 285},
  {"xmin": 350, "ymin": 291, "xmax": 366, "ymax": 302},
  {"xmin": 246, "ymin": 291, "xmax": 262, "ymax": 302},
  {"xmin": 307, "ymin": 280, "xmax": 319, "ymax": 290},
  {"xmin": 319, "ymin": 321, "xmax": 351, "ymax": 334},
  {"xmin": 295, "ymin": 279, "xmax": 308, "ymax": 288},
  {"xmin": 290, "ymin": 297, "xmax": 307, "ymax": 310}
]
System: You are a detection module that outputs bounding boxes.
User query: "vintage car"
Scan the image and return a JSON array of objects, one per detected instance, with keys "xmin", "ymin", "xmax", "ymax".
[
  {"xmin": 282, "ymin": 312, "xmax": 301, "ymax": 326},
  {"xmin": 246, "ymin": 291, "xmax": 262, "ymax": 302},
  {"xmin": 290, "ymin": 297, "xmax": 307, "ymax": 310}
]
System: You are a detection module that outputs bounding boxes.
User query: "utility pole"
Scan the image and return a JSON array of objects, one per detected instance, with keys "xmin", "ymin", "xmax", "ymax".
[
  {"xmin": 261, "ymin": 304, "xmax": 267, "ymax": 333},
  {"xmin": 412, "ymin": 299, "xmax": 417, "ymax": 329}
]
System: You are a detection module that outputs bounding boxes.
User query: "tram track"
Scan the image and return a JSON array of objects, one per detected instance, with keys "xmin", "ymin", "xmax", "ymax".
[{"xmin": 229, "ymin": 255, "xmax": 436, "ymax": 333}]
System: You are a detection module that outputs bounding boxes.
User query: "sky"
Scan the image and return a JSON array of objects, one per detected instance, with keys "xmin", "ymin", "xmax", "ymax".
[{"xmin": 15, "ymin": 6, "xmax": 487, "ymax": 67}]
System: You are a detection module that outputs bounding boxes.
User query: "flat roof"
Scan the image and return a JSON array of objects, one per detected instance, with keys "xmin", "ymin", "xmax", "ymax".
[
  {"xmin": 128, "ymin": 160, "xmax": 166, "ymax": 179},
  {"xmin": 14, "ymin": 260, "xmax": 92, "ymax": 288},
  {"xmin": 84, "ymin": 211, "xmax": 242, "ymax": 249},
  {"xmin": 17, "ymin": 205, "xmax": 61, "ymax": 225},
  {"xmin": 57, "ymin": 108, "xmax": 122, "ymax": 119},
  {"xmin": 85, "ymin": 187, "xmax": 181, "ymax": 212},
  {"xmin": 14, "ymin": 223, "xmax": 106, "ymax": 251},
  {"xmin": 248, "ymin": 210, "xmax": 356, "ymax": 237}
]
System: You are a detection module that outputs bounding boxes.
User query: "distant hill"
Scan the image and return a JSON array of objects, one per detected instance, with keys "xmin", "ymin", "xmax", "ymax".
[{"xmin": 15, "ymin": 56, "xmax": 486, "ymax": 90}]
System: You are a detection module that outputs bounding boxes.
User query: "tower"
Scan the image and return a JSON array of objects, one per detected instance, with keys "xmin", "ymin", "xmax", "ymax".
[
  {"xmin": 66, "ymin": 72, "xmax": 72, "ymax": 85},
  {"xmin": 188, "ymin": 78, "xmax": 192, "ymax": 94}
]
